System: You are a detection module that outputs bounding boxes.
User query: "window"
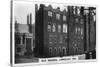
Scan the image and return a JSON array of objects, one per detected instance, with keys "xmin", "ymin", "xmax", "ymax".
[
  {"xmin": 77, "ymin": 27, "xmax": 81, "ymax": 35},
  {"xmin": 49, "ymin": 47, "xmax": 52, "ymax": 56},
  {"xmin": 52, "ymin": 23, "xmax": 56, "ymax": 32},
  {"xmin": 63, "ymin": 15, "xmax": 66, "ymax": 21},
  {"xmin": 84, "ymin": 10, "xmax": 89, "ymax": 15},
  {"xmin": 62, "ymin": 47, "xmax": 66, "ymax": 55},
  {"xmin": 63, "ymin": 24, "xmax": 67, "ymax": 33},
  {"xmin": 49, "ymin": 37, "xmax": 53, "ymax": 44},
  {"xmin": 75, "ymin": 27, "xmax": 83, "ymax": 35},
  {"xmin": 54, "ymin": 47, "xmax": 57, "ymax": 55},
  {"xmin": 75, "ymin": 27, "xmax": 78, "ymax": 34},
  {"xmin": 77, "ymin": 8, "xmax": 80, "ymax": 15},
  {"xmin": 81, "ymin": 28, "xmax": 83, "ymax": 35},
  {"xmin": 75, "ymin": 18, "xmax": 79, "ymax": 23},
  {"xmin": 15, "ymin": 35, "xmax": 21, "ymax": 44},
  {"xmin": 48, "ymin": 11, "xmax": 52, "ymax": 17},
  {"xmin": 80, "ymin": 19, "xmax": 84, "ymax": 24},
  {"xmin": 58, "ymin": 25, "xmax": 61, "ymax": 32},
  {"xmin": 58, "ymin": 47, "xmax": 61, "ymax": 52},
  {"xmin": 47, "ymin": 22, "xmax": 51, "ymax": 32},
  {"xmin": 56, "ymin": 14, "xmax": 60, "ymax": 20},
  {"xmin": 93, "ymin": 15, "xmax": 96, "ymax": 22}
]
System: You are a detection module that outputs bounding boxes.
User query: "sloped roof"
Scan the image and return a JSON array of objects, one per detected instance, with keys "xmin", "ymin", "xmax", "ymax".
[{"xmin": 15, "ymin": 24, "xmax": 29, "ymax": 33}]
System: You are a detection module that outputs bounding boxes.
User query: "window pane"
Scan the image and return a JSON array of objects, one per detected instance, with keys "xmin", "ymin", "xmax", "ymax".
[
  {"xmin": 47, "ymin": 22, "xmax": 51, "ymax": 32},
  {"xmin": 52, "ymin": 23, "xmax": 56, "ymax": 32},
  {"xmin": 63, "ymin": 24, "xmax": 67, "ymax": 33}
]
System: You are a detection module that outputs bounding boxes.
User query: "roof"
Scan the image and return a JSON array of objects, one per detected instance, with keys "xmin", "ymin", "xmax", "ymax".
[{"xmin": 15, "ymin": 24, "xmax": 29, "ymax": 33}]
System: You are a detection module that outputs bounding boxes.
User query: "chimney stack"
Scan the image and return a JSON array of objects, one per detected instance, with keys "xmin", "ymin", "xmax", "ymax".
[
  {"xmin": 27, "ymin": 14, "xmax": 30, "ymax": 25},
  {"xmin": 30, "ymin": 13, "xmax": 32, "ymax": 25},
  {"xmin": 27, "ymin": 13, "xmax": 32, "ymax": 33}
]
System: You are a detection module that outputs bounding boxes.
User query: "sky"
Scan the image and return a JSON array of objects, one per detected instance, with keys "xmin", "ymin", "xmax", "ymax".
[
  {"xmin": 14, "ymin": 1, "xmax": 35, "ymax": 24},
  {"xmin": 13, "ymin": 0, "xmax": 69, "ymax": 24},
  {"xmin": 13, "ymin": 0, "xmax": 92, "ymax": 24}
]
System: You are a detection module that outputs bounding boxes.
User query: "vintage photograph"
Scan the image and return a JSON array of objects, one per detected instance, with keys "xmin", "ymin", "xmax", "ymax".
[{"xmin": 11, "ymin": 0, "xmax": 96, "ymax": 66}]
